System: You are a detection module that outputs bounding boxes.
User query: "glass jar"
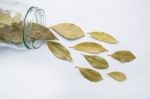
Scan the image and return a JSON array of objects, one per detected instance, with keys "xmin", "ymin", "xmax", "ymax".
[{"xmin": 0, "ymin": 0, "xmax": 46, "ymax": 50}]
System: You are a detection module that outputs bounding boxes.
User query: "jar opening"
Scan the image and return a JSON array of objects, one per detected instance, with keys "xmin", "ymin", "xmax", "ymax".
[{"xmin": 23, "ymin": 7, "xmax": 46, "ymax": 49}]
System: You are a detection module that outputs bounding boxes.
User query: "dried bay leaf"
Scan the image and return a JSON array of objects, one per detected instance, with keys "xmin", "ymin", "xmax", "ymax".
[
  {"xmin": 71, "ymin": 42, "xmax": 107, "ymax": 54},
  {"xmin": 89, "ymin": 32, "xmax": 119, "ymax": 44},
  {"xmin": 108, "ymin": 71, "xmax": 127, "ymax": 81},
  {"xmin": 0, "ymin": 22, "xmax": 58, "ymax": 44},
  {"xmin": 30, "ymin": 23, "xmax": 58, "ymax": 40},
  {"xmin": 51, "ymin": 23, "xmax": 85, "ymax": 40},
  {"xmin": 12, "ymin": 11, "xmax": 22, "ymax": 23},
  {"xmin": 109, "ymin": 50, "xmax": 136, "ymax": 63},
  {"xmin": 84, "ymin": 55, "xmax": 109, "ymax": 69},
  {"xmin": 76, "ymin": 67, "xmax": 103, "ymax": 82},
  {"xmin": 0, "ymin": 10, "xmax": 12, "ymax": 25},
  {"xmin": 0, "ymin": 23, "xmax": 22, "ymax": 43},
  {"xmin": 47, "ymin": 40, "xmax": 72, "ymax": 62}
]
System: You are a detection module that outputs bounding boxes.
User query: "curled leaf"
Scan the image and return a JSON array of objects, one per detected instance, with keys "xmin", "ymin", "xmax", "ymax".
[
  {"xmin": 109, "ymin": 50, "xmax": 136, "ymax": 63},
  {"xmin": 51, "ymin": 23, "xmax": 85, "ymax": 40},
  {"xmin": 77, "ymin": 67, "xmax": 103, "ymax": 82},
  {"xmin": 89, "ymin": 32, "xmax": 119, "ymax": 44},
  {"xmin": 83, "ymin": 55, "xmax": 109, "ymax": 69},
  {"xmin": 108, "ymin": 71, "xmax": 127, "ymax": 81},
  {"xmin": 47, "ymin": 40, "xmax": 72, "ymax": 62},
  {"xmin": 71, "ymin": 42, "xmax": 107, "ymax": 54}
]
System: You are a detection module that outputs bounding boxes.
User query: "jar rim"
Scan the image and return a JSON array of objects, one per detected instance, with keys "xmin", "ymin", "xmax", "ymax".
[{"xmin": 23, "ymin": 6, "xmax": 46, "ymax": 49}]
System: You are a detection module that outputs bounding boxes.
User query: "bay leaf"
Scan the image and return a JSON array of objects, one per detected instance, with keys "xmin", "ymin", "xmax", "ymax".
[
  {"xmin": 84, "ymin": 55, "xmax": 109, "ymax": 69},
  {"xmin": 77, "ymin": 67, "xmax": 103, "ymax": 82},
  {"xmin": 0, "ymin": 10, "xmax": 12, "ymax": 25},
  {"xmin": 12, "ymin": 11, "xmax": 21, "ymax": 23},
  {"xmin": 109, "ymin": 50, "xmax": 136, "ymax": 63},
  {"xmin": 0, "ymin": 23, "xmax": 22, "ymax": 43},
  {"xmin": 108, "ymin": 71, "xmax": 127, "ymax": 81},
  {"xmin": 51, "ymin": 23, "xmax": 85, "ymax": 40},
  {"xmin": 89, "ymin": 32, "xmax": 119, "ymax": 44},
  {"xmin": 71, "ymin": 42, "xmax": 107, "ymax": 54},
  {"xmin": 47, "ymin": 40, "xmax": 72, "ymax": 62},
  {"xmin": 30, "ymin": 23, "xmax": 58, "ymax": 40}
]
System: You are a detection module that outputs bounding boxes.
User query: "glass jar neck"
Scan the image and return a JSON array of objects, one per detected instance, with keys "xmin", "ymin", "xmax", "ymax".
[{"xmin": 23, "ymin": 6, "xmax": 46, "ymax": 49}]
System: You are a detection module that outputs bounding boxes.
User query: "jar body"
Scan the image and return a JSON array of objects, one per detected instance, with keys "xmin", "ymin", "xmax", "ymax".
[{"xmin": 0, "ymin": 0, "xmax": 46, "ymax": 50}]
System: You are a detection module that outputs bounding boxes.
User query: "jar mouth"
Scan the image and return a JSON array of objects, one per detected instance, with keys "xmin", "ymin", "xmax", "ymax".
[{"xmin": 23, "ymin": 7, "xmax": 46, "ymax": 49}]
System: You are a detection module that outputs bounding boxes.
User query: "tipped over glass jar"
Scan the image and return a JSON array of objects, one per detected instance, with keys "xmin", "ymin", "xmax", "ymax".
[{"xmin": 0, "ymin": 0, "xmax": 56, "ymax": 50}]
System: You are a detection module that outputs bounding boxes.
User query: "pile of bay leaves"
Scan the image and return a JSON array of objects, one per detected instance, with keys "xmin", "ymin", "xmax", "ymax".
[{"xmin": 47, "ymin": 23, "xmax": 136, "ymax": 82}]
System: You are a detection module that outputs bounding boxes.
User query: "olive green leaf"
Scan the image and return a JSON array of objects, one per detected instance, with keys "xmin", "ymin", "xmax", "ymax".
[
  {"xmin": 108, "ymin": 71, "xmax": 127, "ymax": 81},
  {"xmin": 109, "ymin": 50, "xmax": 136, "ymax": 63},
  {"xmin": 89, "ymin": 32, "xmax": 119, "ymax": 44},
  {"xmin": 71, "ymin": 42, "xmax": 107, "ymax": 54},
  {"xmin": 47, "ymin": 40, "xmax": 72, "ymax": 62},
  {"xmin": 83, "ymin": 55, "xmax": 109, "ymax": 69},
  {"xmin": 76, "ymin": 67, "xmax": 103, "ymax": 82},
  {"xmin": 51, "ymin": 23, "xmax": 85, "ymax": 40}
]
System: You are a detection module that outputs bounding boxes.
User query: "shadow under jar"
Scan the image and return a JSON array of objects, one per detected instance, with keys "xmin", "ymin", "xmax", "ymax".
[{"xmin": 0, "ymin": 0, "xmax": 46, "ymax": 50}]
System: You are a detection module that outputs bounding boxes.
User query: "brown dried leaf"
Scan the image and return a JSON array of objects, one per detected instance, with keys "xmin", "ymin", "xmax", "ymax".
[
  {"xmin": 84, "ymin": 55, "xmax": 109, "ymax": 69},
  {"xmin": 77, "ymin": 67, "xmax": 103, "ymax": 82},
  {"xmin": 108, "ymin": 71, "xmax": 127, "ymax": 81},
  {"xmin": 51, "ymin": 23, "xmax": 85, "ymax": 40},
  {"xmin": 90, "ymin": 32, "xmax": 119, "ymax": 44},
  {"xmin": 47, "ymin": 40, "xmax": 72, "ymax": 62},
  {"xmin": 72, "ymin": 42, "xmax": 107, "ymax": 54},
  {"xmin": 109, "ymin": 50, "xmax": 136, "ymax": 63}
]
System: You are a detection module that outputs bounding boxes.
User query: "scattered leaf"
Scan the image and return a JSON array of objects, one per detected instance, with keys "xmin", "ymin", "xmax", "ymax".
[
  {"xmin": 71, "ymin": 42, "xmax": 107, "ymax": 54},
  {"xmin": 47, "ymin": 40, "xmax": 72, "ymax": 62},
  {"xmin": 89, "ymin": 32, "xmax": 119, "ymax": 44},
  {"xmin": 84, "ymin": 55, "xmax": 109, "ymax": 69},
  {"xmin": 51, "ymin": 23, "xmax": 85, "ymax": 40},
  {"xmin": 77, "ymin": 67, "xmax": 103, "ymax": 82},
  {"xmin": 109, "ymin": 50, "xmax": 136, "ymax": 63},
  {"xmin": 108, "ymin": 71, "xmax": 127, "ymax": 81}
]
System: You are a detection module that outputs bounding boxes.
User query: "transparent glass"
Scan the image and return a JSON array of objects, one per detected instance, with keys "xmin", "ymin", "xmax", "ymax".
[{"xmin": 0, "ymin": 0, "xmax": 46, "ymax": 50}]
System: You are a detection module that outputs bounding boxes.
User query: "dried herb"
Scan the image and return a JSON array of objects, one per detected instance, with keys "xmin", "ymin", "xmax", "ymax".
[
  {"xmin": 84, "ymin": 55, "xmax": 109, "ymax": 69},
  {"xmin": 51, "ymin": 23, "xmax": 85, "ymax": 40},
  {"xmin": 0, "ymin": 9, "xmax": 12, "ymax": 25},
  {"xmin": 47, "ymin": 40, "xmax": 72, "ymax": 62},
  {"xmin": 0, "ymin": 22, "xmax": 57, "ymax": 44},
  {"xmin": 0, "ymin": 23, "xmax": 22, "ymax": 43},
  {"xmin": 12, "ymin": 11, "xmax": 21, "ymax": 23},
  {"xmin": 109, "ymin": 50, "xmax": 136, "ymax": 63},
  {"xmin": 30, "ymin": 23, "xmax": 58, "ymax": 40},
  {"xmin": 89, "ymin": 32, "xmax": 119, "ymax": 44},
  {"xmin": 108, "ymin": 71, "xmax": 127, "ymax": 81},
  {"xmin": 0, "ymin": 8, "xmax": 137, "ymax": 83},
  {"xmin": 76, "ymin": 67, "xmax": 103, "ymax": 82},
  {"xmin": 71, "ymin": 42, "xmax": 107, "ymax": 54}
]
